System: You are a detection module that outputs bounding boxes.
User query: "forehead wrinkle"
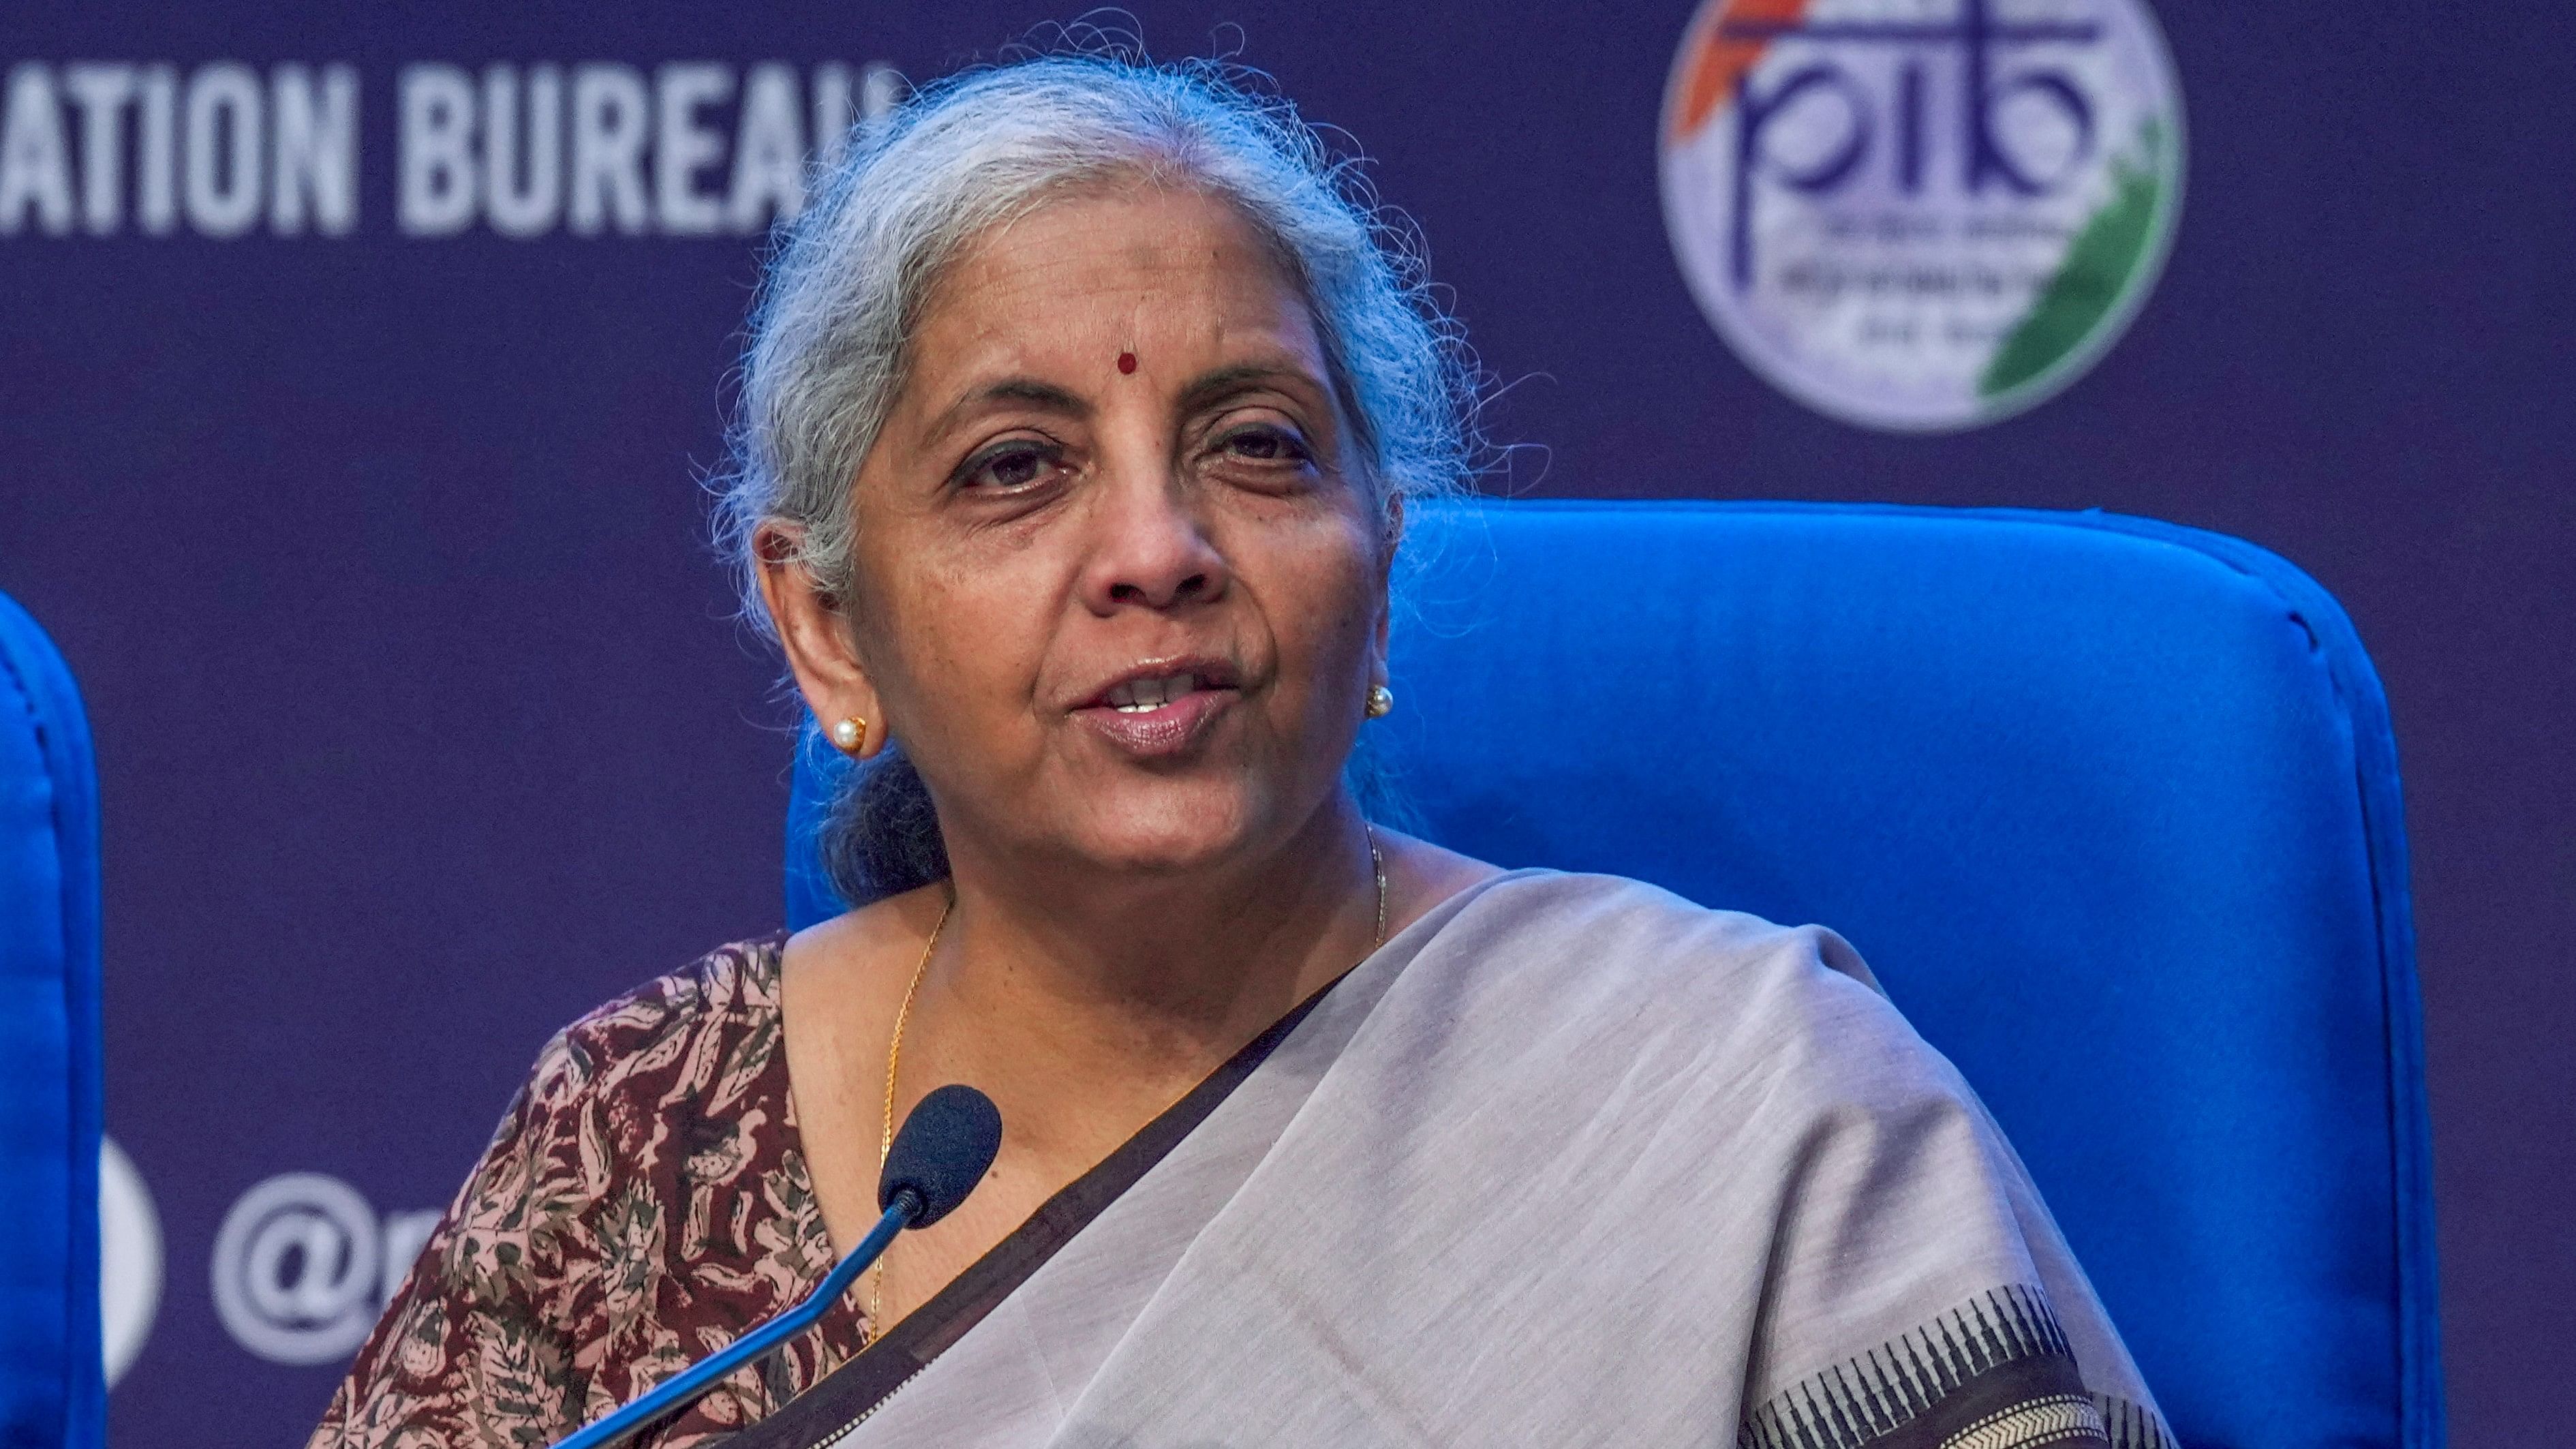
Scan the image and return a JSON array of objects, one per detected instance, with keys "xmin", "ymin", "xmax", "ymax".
[{"xmin": 904, "ymin": 189, "xmax": 1325, "ymax": 432}]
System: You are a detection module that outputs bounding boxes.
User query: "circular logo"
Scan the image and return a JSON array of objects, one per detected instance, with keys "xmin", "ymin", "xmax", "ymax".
[
  {"xmin": 1660, "ymin": 0, "xmax": 2185, "ymax": 431},
  {"xmin": 98, "ymin": 1138, "xmax": 163, "ymax": 1386},
  {"xmin": 211, "ymin": 1172, "xmax": 383, "ymax": 1365}
]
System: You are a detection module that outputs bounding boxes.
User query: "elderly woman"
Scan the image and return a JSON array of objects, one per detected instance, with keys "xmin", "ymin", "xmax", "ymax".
[{"xmin": 313, "ymin": 52, "xmax": 2171, "ymax": 1449}]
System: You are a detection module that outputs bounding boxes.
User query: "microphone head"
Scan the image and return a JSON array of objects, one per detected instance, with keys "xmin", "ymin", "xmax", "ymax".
[{"xmin": 878, "ymin": 1084, "xmax": 1002, "ymax": 1228}]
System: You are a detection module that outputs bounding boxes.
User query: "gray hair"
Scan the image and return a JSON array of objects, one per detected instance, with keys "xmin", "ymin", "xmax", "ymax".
[{"xmin": 718, "ymin": 50, "xmax": 1474, "ymax": 902}]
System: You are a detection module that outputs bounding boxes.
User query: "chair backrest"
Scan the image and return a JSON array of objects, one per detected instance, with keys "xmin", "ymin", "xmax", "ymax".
[
  {"xmin": 0, "ymin": 592, "xmax": 105, "ymax": 1447},
  {"xmin": 785, "ymin": 501, "xmax": 2443, "ymax": 1449}
]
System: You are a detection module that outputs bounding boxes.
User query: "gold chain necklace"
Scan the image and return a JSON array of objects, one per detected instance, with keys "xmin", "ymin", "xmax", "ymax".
[{"xmin": 864, "ymin": 825, "xmax": 1388, "ymax": 1343}]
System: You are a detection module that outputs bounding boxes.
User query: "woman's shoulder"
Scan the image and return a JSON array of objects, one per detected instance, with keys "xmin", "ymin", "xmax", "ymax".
[
  {"xmin": 521, "ymin": 934, "xmax": 791, "ymax": 1119},
  {"xmin": 440, "ymin": 932, "xmax": 814, "ymax": 1304},
  {"xmin": 1443, "ymin": 868, "xmax": 1878, "ymax": 996},
  {"xmin": 324, "ymin": 936, "xmax": 833, "ymax": 1443},
  {"xmin": 1431, "ymin": 868, "xmax": 1938, "ymax": 1093}
]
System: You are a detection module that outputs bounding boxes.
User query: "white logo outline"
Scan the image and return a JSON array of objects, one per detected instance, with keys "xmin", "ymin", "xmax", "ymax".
[
  {"xmin": 210, "ymin": 1172, "xmax": 384, "ymax": 1366},
  {"xmin": 1659, "ymin": 0, "xmax": 2188, "ymax": 433}
]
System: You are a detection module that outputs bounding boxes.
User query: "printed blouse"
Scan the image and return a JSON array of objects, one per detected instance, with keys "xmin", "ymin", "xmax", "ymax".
[{"xmin": 309, "ymin": 937, "xmax": 864, "ymax": 1448}]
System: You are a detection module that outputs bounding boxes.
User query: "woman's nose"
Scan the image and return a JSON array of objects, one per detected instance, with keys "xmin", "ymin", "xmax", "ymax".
[{"xmin": 1077, "ymin": 466, "xmax": 1231, "ymax": 615}]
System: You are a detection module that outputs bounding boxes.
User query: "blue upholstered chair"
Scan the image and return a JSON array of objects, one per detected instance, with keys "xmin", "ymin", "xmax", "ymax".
[
  {"xmin": 0, "ymin": 592, "xmax": 106, "ymax": 1448},
  {"xmin": 785, "ymin": 501, "xmax": 2444, "ymax": 1449}
]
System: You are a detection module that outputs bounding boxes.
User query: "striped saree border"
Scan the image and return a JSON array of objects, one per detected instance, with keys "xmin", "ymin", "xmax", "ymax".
[
  {"xmin": 1738, "ymin": 1285, "xmax": 2174, "ymax": 1449},
  {"xmin": 2091, "ymin": 1393, "xmax": 2177, "ymax": 1449}
]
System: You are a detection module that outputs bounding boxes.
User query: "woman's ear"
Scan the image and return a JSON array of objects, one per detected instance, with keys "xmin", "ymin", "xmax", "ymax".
[{"xmin": 753, "ymin": 521, "xmax": 887, "ymax": 754}]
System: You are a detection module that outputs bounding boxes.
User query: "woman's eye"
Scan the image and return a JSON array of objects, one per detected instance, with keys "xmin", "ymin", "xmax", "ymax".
[
  {"xmin": 1217, "ymin": 425, "xmax": 1310, "ymax": 464},
  {"xmin": 960, "ymin": 442, "xmax": 1059, "ymax": 491}
]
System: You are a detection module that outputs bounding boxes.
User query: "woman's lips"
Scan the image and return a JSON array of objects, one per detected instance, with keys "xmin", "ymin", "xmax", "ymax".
[{"xmin": 1072, "ymin": 686, "xmax": 1236, "ymax": 757}]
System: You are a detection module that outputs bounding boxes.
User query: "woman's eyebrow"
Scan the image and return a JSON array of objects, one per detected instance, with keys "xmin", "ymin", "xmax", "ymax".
[
  {"xmin": 926, "ymin": 377, "xmax": 1088, "ymax": 440},
  {"xmin": 1176, "ymin": 362, "xmax": 1324, "ymax": 413}
]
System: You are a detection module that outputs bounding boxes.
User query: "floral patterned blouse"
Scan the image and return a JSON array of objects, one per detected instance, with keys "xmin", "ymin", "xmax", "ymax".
[{"xmin": 309, "ymin": 937, "xmax": 870, "ymax": 1448}]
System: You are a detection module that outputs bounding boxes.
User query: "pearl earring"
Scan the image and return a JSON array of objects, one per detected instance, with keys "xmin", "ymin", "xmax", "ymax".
[
  {"xmin": 831, "ymin": 717, "xmax": 865, "ymax": 754},
  {"xmin": 1364, "ymin": 685, "xmax": 1394, "ymax": 720}
]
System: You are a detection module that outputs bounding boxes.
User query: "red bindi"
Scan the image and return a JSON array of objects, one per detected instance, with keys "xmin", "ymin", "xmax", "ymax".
[{"xmin": 1117, "ymin": 351, "xmax": 1137, "ymax": 374}]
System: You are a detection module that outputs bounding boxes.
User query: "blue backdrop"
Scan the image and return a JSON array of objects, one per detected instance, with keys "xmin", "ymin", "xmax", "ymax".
[{"xmin": 1, "ymin": 3, "xmax": 2569, "ymax": 1446}]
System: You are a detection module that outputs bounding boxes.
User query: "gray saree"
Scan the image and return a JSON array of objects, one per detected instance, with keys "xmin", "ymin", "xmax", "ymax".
[{"xmin": 726, "ymin": 869, "xmax": 2172, "ymax": 1449}]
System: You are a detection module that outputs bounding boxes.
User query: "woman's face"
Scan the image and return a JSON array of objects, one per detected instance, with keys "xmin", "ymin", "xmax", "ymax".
[{"xmin": 819, "ymin": 184, "xmax": 1389, "ymax": 880}]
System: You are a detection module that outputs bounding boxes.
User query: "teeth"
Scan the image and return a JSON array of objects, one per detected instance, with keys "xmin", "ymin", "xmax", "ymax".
[{"xmin": 1105, "ymin": 673, "xmax": 1199, "ymax": 713}]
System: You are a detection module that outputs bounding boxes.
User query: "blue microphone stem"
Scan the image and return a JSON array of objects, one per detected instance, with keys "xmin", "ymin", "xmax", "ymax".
[{"xmin": 550, "ymin": 1190, "xmax": 921, "ymax": 1449}]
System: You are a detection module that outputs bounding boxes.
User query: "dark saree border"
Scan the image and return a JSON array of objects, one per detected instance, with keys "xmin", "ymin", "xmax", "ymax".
[
  {"xmin": 718, "ymin": 981, "xmax": 1338, "ymax": 1448},
  {"xmin": 1736, "ymin": 1285, "xmax": 2176, "ymax": 1449}
]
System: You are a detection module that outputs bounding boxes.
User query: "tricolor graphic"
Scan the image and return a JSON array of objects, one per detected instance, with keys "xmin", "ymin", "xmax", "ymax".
[{"xmin": 1659, "ymin": 0, "xmax": 2184, "ymax": 431}]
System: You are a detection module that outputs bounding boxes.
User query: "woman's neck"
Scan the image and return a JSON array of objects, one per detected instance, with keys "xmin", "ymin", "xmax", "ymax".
[
  {"xmin": 909, "ymin": 797, "xmax": 1380, "ymax": 1156},
  {"xmin": 774, "ymin": 800, "xmax": 1497, "ymax": 1270}
]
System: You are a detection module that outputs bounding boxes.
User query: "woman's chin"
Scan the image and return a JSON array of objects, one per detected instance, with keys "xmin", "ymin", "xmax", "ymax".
[
  {"xmin": 1041, "ymin": 784, "xmax": 1295, "ymax": 879},
  {"xmin": 1067, "ymin": 821, "xmax": 1258, "ymax": 879}
]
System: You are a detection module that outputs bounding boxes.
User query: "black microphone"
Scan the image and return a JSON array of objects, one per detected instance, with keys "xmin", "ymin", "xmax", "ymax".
[
  {"xmin": 552, "ymin": 1085, "xmax": 1003, "ymax": 1449},
  {"xmin": 880, "ymin": 1083, "xmax": 1005, "ymax": 1227}
]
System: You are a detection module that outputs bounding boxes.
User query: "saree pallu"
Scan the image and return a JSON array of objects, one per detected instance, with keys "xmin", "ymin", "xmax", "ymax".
[{"xmin": 727, "ymin": 871, "xmax": 2172, "ymax": 1449}]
